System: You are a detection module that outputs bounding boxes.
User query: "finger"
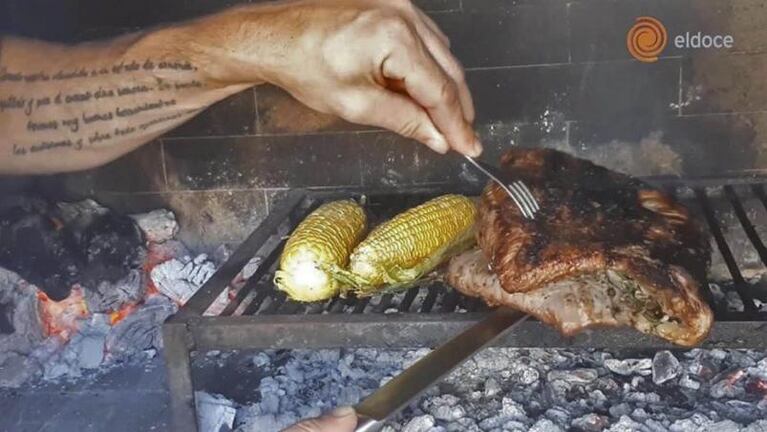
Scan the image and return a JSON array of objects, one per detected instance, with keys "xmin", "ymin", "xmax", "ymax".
[
  {"xmin": 415, "ymin": 8, "xmax": 450, "ymax": 47},
  {"xmin": 281, "ymin": 406, "xmax": 358, "ymax": 432},
  {"xmin": 382, "ymin": 40, "xmax": 481, "ymax": 156},
  {"xmin": 338, "ymin": 87, "xmax": 449, "ymax": 153},
  {"xmin": 412, "ymin": 18, "xmax": 475, "ymax": 123}
]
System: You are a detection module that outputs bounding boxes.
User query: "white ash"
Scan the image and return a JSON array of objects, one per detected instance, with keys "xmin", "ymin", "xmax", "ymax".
[
  {"xmin": 228, "ymin": 348, "xmax": 767, "ymax": 432},
  {"xmin": 196, "ymin": 391, "xmax": 237, "ymax": 432},
  {"xmin": 652, "ymin": 351, "xmax": 681, "ymax": 384},
  {"xmin": 604, "ymin": 358, "xmax": 652, "ymax": 376},
  {"xmin": 84, "ymin": 269, "xmax": 144, "ymax": 313},
  {"xmin": 0, "ymin": 268, "xmax": 44, "ymax": 387},
  {"xmin": 105, "ymin": 295, "xmax": 177, "ymax": 359},
  {"xmin": 42, "ymin": 314, "xmax": 110, "ymax": 379},
  {"xmin": 150, "ymin": 254, "xmax": 216, "ymax": 305},
  {"xmin": 130, "ymin": 209, "xmax": 179, "ymax": 243}
]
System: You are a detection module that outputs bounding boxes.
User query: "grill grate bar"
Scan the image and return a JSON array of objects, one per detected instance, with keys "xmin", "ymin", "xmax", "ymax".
[
  {"xmin": 725, "ymin": 186, "xmax": 767, "ymax": 270},
  {"xmin": 260, "ymin": 291, "xmax": 288, "ymax": 315},
  {"xmin": 242, "ymin": 281, "xmax": 275, "ymax": 315},
  {"xmin": 398, "ymin": 288, "xmax": 420, "ymax": 312},
  {"xmin": 221, "ymin": 242, "xmax": 285, "ymax": 316},
  {"xmin": 220, "ymin": 276, "xmax": 259, "ymax": 317},
  {"xmin": 419, "ymin": 285, "xmax": 441, "ymax": 313},
  {"xmin": 694, "ymin": 189, "xmax": 758, "ymax": 314},
  {"xmin": 373, "ymin": 294, "xmax": 395, "ymax": 313}
]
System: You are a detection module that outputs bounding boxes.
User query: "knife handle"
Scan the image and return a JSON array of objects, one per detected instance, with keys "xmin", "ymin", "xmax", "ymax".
[{"xmin": 354, "ymin": 414, "xmax": 382, "ymax": 432}]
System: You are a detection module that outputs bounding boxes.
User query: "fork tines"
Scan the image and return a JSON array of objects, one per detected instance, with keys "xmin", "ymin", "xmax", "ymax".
[{"xmin": 508, "ymin": 181, "xmax": 539, "ymax": 220}]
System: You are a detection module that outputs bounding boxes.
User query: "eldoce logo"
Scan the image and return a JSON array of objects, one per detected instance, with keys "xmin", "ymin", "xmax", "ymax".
[
  {"xmin": 627, "ymin": 17, "xmax": 668, "ymax": 63},
  {"xmin": 627, "ymin": 16, "xmax": 735, "ymax": 63}
]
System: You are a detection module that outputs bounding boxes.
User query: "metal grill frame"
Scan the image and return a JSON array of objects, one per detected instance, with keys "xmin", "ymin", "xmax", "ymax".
[{"xmin": 163, "ymin": 180, "xmax": 767, "ymax": 431}]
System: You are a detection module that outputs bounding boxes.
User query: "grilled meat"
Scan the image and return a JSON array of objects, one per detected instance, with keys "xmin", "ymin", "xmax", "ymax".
[{"xmin": 447, "ymin": 149, "xmax": 713, "ymax": 346}]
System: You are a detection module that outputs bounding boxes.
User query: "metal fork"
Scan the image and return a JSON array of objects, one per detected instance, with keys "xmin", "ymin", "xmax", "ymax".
[{"xmin": 463, "ymin": 155, "xmax": 540, "ymax": 219}]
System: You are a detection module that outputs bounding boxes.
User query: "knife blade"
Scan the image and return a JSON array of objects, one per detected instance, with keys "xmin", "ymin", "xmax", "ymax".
[{"xmin": 353, "ymin": 308, "xmax": 528, "ymax": 432}]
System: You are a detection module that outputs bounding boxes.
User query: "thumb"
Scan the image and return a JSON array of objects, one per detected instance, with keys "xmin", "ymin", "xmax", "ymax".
[{"xmin": 281, "ymin": 406, "xmax": 358, "ymax": 432}]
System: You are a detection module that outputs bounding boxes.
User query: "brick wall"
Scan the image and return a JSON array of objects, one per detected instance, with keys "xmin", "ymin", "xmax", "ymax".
[{"xmin": 2, "ymin": 0, "xmax": 767, "ymax": 249}]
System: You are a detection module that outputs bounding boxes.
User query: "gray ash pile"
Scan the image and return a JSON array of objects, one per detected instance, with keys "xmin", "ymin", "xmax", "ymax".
[
  {"xmin": 0, "ymin": 198, "xmax": 221, "ymax": 388},
  {"xmin": 220, "ymin": 348, "xmax": 767, "ymax": 432}
]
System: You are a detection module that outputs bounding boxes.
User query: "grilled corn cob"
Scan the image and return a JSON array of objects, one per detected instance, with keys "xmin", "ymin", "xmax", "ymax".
[
  {"xmin": 274, "ymin": 200, "xmax": 367, "ymax": 302},
  {"xmin": 339, "ymin": 194, "xmax": 477, "ymax": 295}
]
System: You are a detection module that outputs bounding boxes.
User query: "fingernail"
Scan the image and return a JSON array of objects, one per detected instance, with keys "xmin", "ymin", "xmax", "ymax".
[
  {"xmin": 330, "ymin": 406, "xmax": 356, "ymax": 417},
  {"xmin": 427, "ymin": 135, "xmax": 449, "ymax": 154},
  {"xmin": 471, "ymin": 139, "xmax": 483, "ymax": 157}
]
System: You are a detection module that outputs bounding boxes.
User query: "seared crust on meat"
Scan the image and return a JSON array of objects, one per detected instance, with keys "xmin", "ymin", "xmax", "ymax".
[{"xmin": 454, "ymin": 148, "xmax": 713, "ymax": 346}]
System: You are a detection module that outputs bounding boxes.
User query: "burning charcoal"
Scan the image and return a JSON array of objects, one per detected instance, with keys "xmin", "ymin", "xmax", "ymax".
[
  {"xmin": 547, "ymin": 368, "xmax": 598, "ymax": 385},
  {"xmin": 431, "ymin": 404, "xmax": 466, "ymax": 422},
  {"xmin": 710, "ymin": 349, "xmax": 729, "ymax": 361},
  {"xmin": 571, "ymin": 414, "xmax": 610, "ymax": 432},
  {"xmin": 605, "ymin": 415, "xmax": 645, "ymax": 432},
  {"xmin": 754, "ymin": 358, "xmax": 767, "ymax": 378},
  {"xmin": 446, "ymin": 417, "xmax": 480, "ymax": 432},
  {"xmin": 500, "ymin": 397, "xmax": 528, "ymax": 422},
  {"xmin": 679, "ymin": 374, "xmax": 701, "ymax": 390},
  {"xmin": 484, "ymin": 378, "xmax": 501, "ymax": 397},
  {"xmin": 624, "ymin": 391, "xmax": 661, "ymax": 404},
  {"xmin": 196, "ymin": 391, "xmax": 236, "ymax": 432},
  {"xmin": 544, "ymin": 406, "xmax": 571, "ymax": 429},
  {"xmin": 729, "ymin": 351, "xmax": 757, "ymax": 368},
  {"xmin": 744, "ymin": 420, "xmax": 767, "ymax": 432},
  {"xmin": 604, "ymin": 358, "xmax": 652, "ymax": 376},
  {"xmin": 402, "ymin": 415, "xmax": 435, "ymax": 432},
  {"xmin": 688, "ymin": 356, "xmax": 720, "ymax": 381},
  {"xmin": 84, "ymin": 269, "xmax": 143, "ymax": 313},
  {"xmin": 709, "ymin": 420, "xmax": 746, "ymax": 432},
  {"xmin": 422, "ymin": 394, "xmax": 461, "ymax": 421},
  {"xmin": 644, "ymin": 419, "xmax": 670, "ymax": 432},
  {"xmin": 510, "ymin": 363, "xmax": 540, "ymax": 386},
  {"xmin": 105, "ymin": 295, "xmax": 177, "ymax": 358},
  {"xmin": 0, "ymin": 352, "xmax": 41, "ymax": 388},
  {"xmin": 253, "ymin": 352, "xmax": 271, "ymax": 368},
  {"xmin": 630, "ymin": 408, "xmax": 649, "ymax": 422},
  {"xmin": 501, "ymin": 420, "xmax": 528, "ymax": 432},
  {"xmin": 719, "ymin": 400, "xmax": 762, "ymax": 424},
  {"xmin": 652, "ymin": 351, "xmax": 681, "ymax": 384},
  {"xmin": 669, "ymin": 413, "xmax": 713, "ymax": 431},
  {"xmin": 150, "ymin": 254, "xmax": 216, "ymax": 304},
  {"xmin": 130, "ymin": 209, "xmax": 178, "ymax": 243},
  {"xmin": 529, "ymin": 418, "xmax": 564, "ymax": 432},
  {"xmin": 745, "ymin": 376, "xmax": 767, "ymax": 396},
  {"xmin": 65, "ymin": 314, "xmax": 110, "ymax": 369},
  {"xmin": 710, "ymin": 369, "xmax": 747, "ymax": 399}
]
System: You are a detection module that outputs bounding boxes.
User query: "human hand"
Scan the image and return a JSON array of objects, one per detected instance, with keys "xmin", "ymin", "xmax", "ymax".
[
  {"xmin": 194, "ymin": 0, "xmax": 480, "ymax": 156},
  {"xmin": 281, "ymin": 406, "xmax": 358, "ymax": 432}
]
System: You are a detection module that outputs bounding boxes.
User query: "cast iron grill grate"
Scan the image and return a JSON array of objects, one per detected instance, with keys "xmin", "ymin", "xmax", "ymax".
[
  {"xmin": 164, "ymin": 179, "xmax": 767, "ymax": 432},
  {"xmin": 178, "ymin": 181, "xmax": 767, "ymax": 326}
]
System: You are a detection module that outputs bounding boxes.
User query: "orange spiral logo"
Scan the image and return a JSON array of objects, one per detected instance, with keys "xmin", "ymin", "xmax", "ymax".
[{"xmin": 627, "ymin": 16, "xmax": 668, "ymax": 63}]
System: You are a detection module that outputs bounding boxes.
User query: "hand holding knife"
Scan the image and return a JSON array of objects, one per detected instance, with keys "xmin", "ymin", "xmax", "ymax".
[{"xmin": 353, "ymin": 308, "xmax": 528, "ymax": 432}]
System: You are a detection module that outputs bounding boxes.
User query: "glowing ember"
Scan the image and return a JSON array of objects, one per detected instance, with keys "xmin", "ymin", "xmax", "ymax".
[
  {"xmin": 36, "ymin": 286, "xmax": 89, "ymax": 340},
  {"xmin": 143, "ymin": 244, "xmax": 178, "ymax": 296},
  {"xmin": 727, "ymin": 369, "xmax": 746, "ymax": 385},
  {"xmin": 747, "ymin": 377, "xmax": 767, "ymax": 395},
  {"xmin": 109, "ymin": 303, "xmax": 139, "ymax": 325}
]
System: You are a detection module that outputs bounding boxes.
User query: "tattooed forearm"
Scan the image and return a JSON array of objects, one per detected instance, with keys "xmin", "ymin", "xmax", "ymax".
[{"xmin": 0, "ymin": 11, "xmax": 275, "ymax": 175}]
